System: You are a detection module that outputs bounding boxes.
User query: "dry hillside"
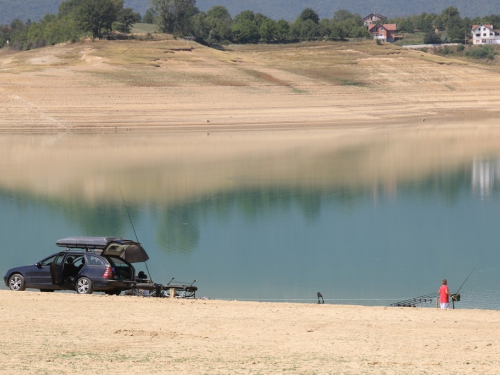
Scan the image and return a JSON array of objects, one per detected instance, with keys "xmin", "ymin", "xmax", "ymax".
[{"xmin": 1, "ymin": 37, "xmax": 500, "ymax": 133}]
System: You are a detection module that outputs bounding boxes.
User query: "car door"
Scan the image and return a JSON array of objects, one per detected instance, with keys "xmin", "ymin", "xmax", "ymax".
[
  {"xmin": 50, "ymin": 259, "xmax": 64, "ymax": 285},
  {"xmin": 29, "ymin": 253, "xmax": 64, "ymax": 287}
]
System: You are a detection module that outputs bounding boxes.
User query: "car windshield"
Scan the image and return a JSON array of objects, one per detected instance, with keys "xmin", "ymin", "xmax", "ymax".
[{"xmin": 41, "ymin": 254, "xmax": 64, "ymax": 266}]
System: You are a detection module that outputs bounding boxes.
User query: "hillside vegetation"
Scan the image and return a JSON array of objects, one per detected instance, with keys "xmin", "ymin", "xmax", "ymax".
[
  {"xmin": 2, "ymin": 0, "xmax": 500, "ymax": 24},
  {"xmin": 197, "ymin": 0, "xmax": 500, "ymax": 21},
  {"xmin": 3, "ymin": 1, "xmax": 497, "ymax": 52}
]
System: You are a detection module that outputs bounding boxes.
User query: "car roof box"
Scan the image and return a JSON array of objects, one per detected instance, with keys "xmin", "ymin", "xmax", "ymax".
[{"xmin": 56, "ymin": 236, "xmax": 126, "ymax": 249}]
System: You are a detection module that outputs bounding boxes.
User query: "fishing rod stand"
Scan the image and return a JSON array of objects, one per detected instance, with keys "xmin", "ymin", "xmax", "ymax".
[
  {"xmin": 132, "ymin": 279, "xmax": 198, "ymax": 298},
  {"xmin": 451, "ymin": 293, "xmax": 460, "ymax": 309},
  {"xmin": 391, "ymin": 292, "xmax": 461, "ymax": 308},
  {"xmin": 154, "ymin": 283, "xmax": 165, "ymax": 298}
]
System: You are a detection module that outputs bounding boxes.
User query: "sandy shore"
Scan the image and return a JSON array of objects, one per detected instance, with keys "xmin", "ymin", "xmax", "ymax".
[{"xmin": 0, "ymin": 290, "xmax": 499, "ymax": 374}]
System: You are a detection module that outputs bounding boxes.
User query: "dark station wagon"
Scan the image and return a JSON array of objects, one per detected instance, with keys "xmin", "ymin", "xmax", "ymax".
[{"xmin": 3, "ymin": 237, "xmax": 149, "ymax": 295}]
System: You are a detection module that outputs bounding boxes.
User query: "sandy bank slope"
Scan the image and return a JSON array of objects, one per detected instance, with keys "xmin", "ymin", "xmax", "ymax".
[
  {"xmin": 0, "ymin": 290, "xmax": 499, "ymax": 374},
  {"xmin": 2, "ymin": 39, "xmax": 500, "ymax": 132}
]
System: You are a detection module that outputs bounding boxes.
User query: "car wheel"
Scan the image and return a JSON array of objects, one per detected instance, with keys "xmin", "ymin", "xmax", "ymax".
[
  {"xmin": 8, "ymin": 274, "xmax": 26, "ymax": 291},
  {"xmin": 75, "ymin": 277, "xmax": 93, "ymax": 294}
]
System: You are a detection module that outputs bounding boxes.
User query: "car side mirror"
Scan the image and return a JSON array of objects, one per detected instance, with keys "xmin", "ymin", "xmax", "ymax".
[{"xmin": 36, "ymin": 262, "xmax": 42, "ymax": 268}]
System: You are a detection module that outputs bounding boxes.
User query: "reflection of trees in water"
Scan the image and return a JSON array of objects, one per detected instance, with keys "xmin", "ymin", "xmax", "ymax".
[
  {"xmin": 0, "ymin": 164, "xmax": 490, "ymax": 255},
  {"xmin": 0, "ymin": 188, "xmax": 131, "ymax": 238},
  {"xmin": 60, "ymin": 200, "xmax": 132, "ymax": 237},
  {"xmin": 153, "ymin": 169, "xmax": 479, "ymax": 254},
  {"xmin": 156, "ymin": 205, "xmax": 201, "ymax": 255},
  {"xmin": 403, "ymin": 168, "xmax": 471, "ymax": 204},
  {"xmin": 155, "ymin": 186, "xmax": 364, "ymax": 254}
]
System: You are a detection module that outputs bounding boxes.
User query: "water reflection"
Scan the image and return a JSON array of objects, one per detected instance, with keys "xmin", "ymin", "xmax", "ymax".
[
  {"xmin": 472, "ymin": 155, "xmax": 500, "ymax": 199},
  {"xmin": 157, "ymin": 204, "xmax": 200, "ymax": 254},
  {"xmin": 1, "ymin": 129, "xmax": 500, "ymax": 307}
]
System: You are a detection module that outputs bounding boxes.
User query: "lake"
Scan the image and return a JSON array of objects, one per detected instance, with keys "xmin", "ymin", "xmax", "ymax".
[{"xmin": 1, "ymin": 128, "xmax": 499, "ymax": 309}]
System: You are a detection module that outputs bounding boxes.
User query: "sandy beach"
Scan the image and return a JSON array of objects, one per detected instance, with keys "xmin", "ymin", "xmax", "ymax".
[
  {"xmin": 2, "ymin": 37, "xmax": 500, "ymax": 374},
  {"xmin": 0, "ymin": 290, "xmax": 499, "ymax": 374}
]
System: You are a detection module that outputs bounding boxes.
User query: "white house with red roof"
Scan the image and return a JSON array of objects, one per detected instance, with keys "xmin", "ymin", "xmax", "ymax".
[
  {"xmin": 368, "ymin": 23, "xmax": 397, "ymax": 42},
  {"xmin": 471, "ymin": 24, "xmax": 500, "ymax": 44}
]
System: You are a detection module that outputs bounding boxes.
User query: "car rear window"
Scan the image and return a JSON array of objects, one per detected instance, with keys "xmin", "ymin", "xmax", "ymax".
[
  {"xmin": 108, "ymin": 257, "xmax": 128, "ymax": 267},
  {"xmin": 86, "ymin": 255, "xmax": 107, "ymax": 266}
]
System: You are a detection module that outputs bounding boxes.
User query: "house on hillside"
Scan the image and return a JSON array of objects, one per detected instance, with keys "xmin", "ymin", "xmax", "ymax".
[
  {"xmin": 363, "ymin": 13, "xmax": 387, "ymax": 27},
  {"xmin": 368, "ymin": 23, "xmax": 397, "ymax": 43},
  {"xmin": 471, "ymin": 24, "xmax": 500, "ymax": 44}
]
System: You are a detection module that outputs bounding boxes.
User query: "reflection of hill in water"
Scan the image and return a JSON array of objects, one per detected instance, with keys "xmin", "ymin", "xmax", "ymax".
[
  {"xmin": 1, "ymin": 162, "xmax": 493, "ymax": 255},
  {"xmin": 2, "ymin": 130, "xmax": 500, "ymax": 253}
]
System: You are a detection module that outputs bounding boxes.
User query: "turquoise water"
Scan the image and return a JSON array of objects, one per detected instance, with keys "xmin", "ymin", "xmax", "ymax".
[{"xmin": 1, "ymin": 130, "xmax": 499, "ymax": 309}]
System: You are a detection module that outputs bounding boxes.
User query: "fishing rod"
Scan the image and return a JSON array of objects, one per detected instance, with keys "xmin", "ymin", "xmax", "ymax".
[
  {"xmin": 119, "ymin": 188, "xmax": 154, "ymax": 283},
  {"xmin": 390, "ymin": 265, "xmax": 477, "ymax": 308},
  {"xmin": 455, "ymin": 265, "xmax": 476, "ymax": 295}
]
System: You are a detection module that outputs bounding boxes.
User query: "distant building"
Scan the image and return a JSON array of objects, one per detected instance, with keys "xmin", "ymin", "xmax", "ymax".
[
  {"xmin": 363, "ymin": 13, "xmax": 387, "ymax": 27},
  {"xmin": 471, "ymin": 24, "xmax": 500, "ymax": 44},
  {"xmin": 368, "ymin": 24, "xmax": 397, "ymax": 43}
]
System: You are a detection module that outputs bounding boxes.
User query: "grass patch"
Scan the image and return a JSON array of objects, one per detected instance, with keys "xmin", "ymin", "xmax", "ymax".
[
  {"xmin": 243, "ymin": 68, "xmax": 290, "ymax": 86},
  {"xmin": 465, "ymin": 45, "xmax": 496, "ymax": 60},
  {"xmin": 131, "ymin": 23, "xmax": 158, "ymax": 34},
  {"xmin": 394, "ymin": 32, "xmax": 426, "ymax": 46},
  {"xmin": 340, "ymin": 79, "xmax": 364, "ymax": 86}
]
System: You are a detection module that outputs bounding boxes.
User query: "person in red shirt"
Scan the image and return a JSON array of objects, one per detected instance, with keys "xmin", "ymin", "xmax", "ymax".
[{"xmin": 438, "ymin": 279, "xmax": 450, "ymax": 309}]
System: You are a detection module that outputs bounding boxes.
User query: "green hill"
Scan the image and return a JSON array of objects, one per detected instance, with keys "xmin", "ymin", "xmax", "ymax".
[{"xmin": 2, "ymin": 0, "xmax": 500, "ymax": 24}]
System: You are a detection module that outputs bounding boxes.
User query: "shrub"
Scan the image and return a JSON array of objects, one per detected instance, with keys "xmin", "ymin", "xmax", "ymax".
[
  {"xmin": 438, "ymin": 46, "xmax": 452, "ymax": 55},
  {"xmin": 466, "ymin": 46, "xmax": 495, "ymax": 60},
  {"xmin": 423, "ymin": 30, "xmax": 442, "ymax": 45},
  {"xmin": 456, "ymin": 44, "xmax": 465, "ymax": 52}
]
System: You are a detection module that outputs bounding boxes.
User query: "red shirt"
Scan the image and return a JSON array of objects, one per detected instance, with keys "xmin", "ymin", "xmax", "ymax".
[{"xmin": 439, "ymin": 285, "xmax": 449, "ymax": 303}]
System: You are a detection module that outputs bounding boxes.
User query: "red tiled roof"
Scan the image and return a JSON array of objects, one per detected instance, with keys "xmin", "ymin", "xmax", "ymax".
[
  {"xmin": 369, "ymin": 23, "xmax": 397, "ymax": 31},
  {"xmin": 382, "ymin": 24, "xmax": 397, "ymax": 31},
  {"xmin": 472, "ymin": 24, "xmax": 493, "ymax": 31}
]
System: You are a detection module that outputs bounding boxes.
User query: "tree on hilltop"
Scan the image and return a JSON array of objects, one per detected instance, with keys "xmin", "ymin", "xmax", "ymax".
[
  {"xmin": 231, "ymin": 10, "xmax": 260, "ymax": 43},
  {"xmin": 205, "ymin": 6, "xmax": 232, "ymax": 42},
  {"xmin": 299, "ymin": 8, "xmax": 320, "ymax": 24},
  {"xmin": 152, "ymin": 0, "xmax": 197, "ymax": 35},
  {"xmin": 76, "ymin": 0, "xmax": 122, "ymax": 40},
  {"xmin": 116, "ymin": 7, "xmax": 141, "ymax": 33}
]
